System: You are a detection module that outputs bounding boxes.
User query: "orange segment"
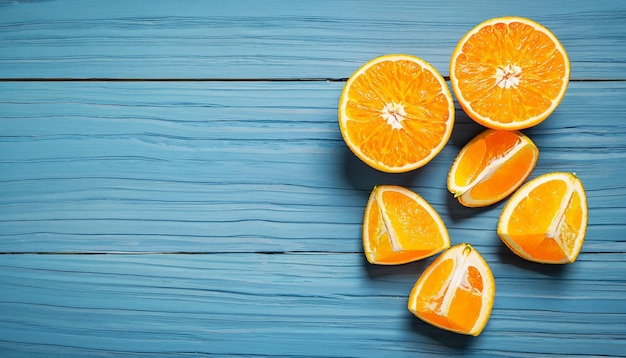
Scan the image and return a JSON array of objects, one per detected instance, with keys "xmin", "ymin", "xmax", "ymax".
[
  {"xmin": 448, "ymin": 129, "xmax": 539, "ymax": 207},
  {"xmin": 362, "ymin": 185, "xmax": 450, "ymax": 265},
  {"xmin": 339, "ymin": 54, "xmax": 455, "ymax": 173},
  {"xmin": 497, "ymin": 172, "xmax": 588, "ymax": 264},
  {"xmin": 450, "ymin": 17, "xmax": 570, "ymax": 130},
  {"xmin": 408, "ymin": 243, "xmax": 495, "ymax": 336}
]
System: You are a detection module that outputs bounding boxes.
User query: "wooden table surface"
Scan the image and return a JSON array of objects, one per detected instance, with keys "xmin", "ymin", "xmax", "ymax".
[{"xmin": 1, "ymin": 1, "xmax": 625, "ymax": 356}]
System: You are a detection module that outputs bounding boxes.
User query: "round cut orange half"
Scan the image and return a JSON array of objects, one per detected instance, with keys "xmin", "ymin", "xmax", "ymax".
[
  {"xmin": 450, "ymin": 17, "xmax": 570, "ymax": 130},
  {"xmin": 362, "ymin": 185, "xmax": 450, "ymax": 265},
  {"xmin": 448, "ymin": 129, "xmax": 539, "ymax": 207},
  {"xmin": 339, "ymin": 54, "xmax": 455, "ymax": 173},
  {"xmin": 498, "ymin": 172, "xmax": 588, "ymax": 264},
  {"xmin": 408, "ymin": 243, "xmax": 495, "ymax": 336}
]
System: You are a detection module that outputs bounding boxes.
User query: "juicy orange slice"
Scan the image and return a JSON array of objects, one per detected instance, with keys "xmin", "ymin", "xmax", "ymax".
[
  {"xmin": 448, "ymin": 129, "xmax": 539, "ymax": 207},
  {"xmin": 362, "ymin": 185, "xmax": 450, "ymax": 265},
  {"xmin": 450, "ymin": 17, "xmax": 570, "ymax": 130},
  {"xmin": 339, "ymin": 54, "xmax": 455, "ymax": 173},
  {"xmin": 408, "ymin": 243, "xmax": 495, "ymax": 336},
  {"xmin": 497, "ymin": 172, "xmax": 588, "ymax": 264}
]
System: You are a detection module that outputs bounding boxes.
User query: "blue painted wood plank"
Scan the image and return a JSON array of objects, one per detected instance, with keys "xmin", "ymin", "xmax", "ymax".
[
  {"xmin": 0, "ymin": 0, "xmax": 625, "ymax": 79},
  {"xmin": 1, "ymin": 81, "xmax": 625, "ymax": 254},
  {"xmin": 0, "ymin": 2, "xmax": 624, "ymax": 357},
  {"xmin": 0, "ymin": 253, "xmax": 624, "ymax": 357}
]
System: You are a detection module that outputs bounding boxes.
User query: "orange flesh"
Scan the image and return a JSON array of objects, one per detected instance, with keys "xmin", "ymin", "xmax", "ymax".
[
  {"xmin": 345, "ymin": 59, "xmax": 452, "ymax": 168},
  {"xmin": 365, "ymin": 189, "xmax": 446, "ymax": 264},
  {"xmin": 452, "ymin": 130, "xmax": 537, "ymax": 202},
  {"xmin": 413, "ymin": 257, "xmax": 484, "ymax": 332},
  {"xmin": 560, "ymin": 191, "xmax": 584, "ymax": 256},
  {"xmin": 454, "ymin": 21, "xmax": 567, "ymax": 124},
  {"xmin": 505, "ymin": 179, "xmax": 581, "ymax": 262}
]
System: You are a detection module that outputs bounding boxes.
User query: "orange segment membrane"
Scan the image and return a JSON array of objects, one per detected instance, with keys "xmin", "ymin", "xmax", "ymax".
[
  {"xmin": 409, "ymin": 243, "xmax": 495, "ymax": 335},
  {"xmin": 506, "ymin": 179, "xmax": 569, "ymax": 261},
  {"xmin": 363, "ymin": 186, "xmax": 449, "ymax": 265},
  {"xmin": 455, "ymin": 21, "xmax": 566, "ymax": 122},
  {"xmin": 450, "ymin": 129, "xmax": 538, "ymax": 206},
  {"xmin": 343, "ymin": 58, "xmax": 451, "ymax": 169},
  {"xmin": 454, "ymin": 130, "xmax": 524, "ymax": 187}
]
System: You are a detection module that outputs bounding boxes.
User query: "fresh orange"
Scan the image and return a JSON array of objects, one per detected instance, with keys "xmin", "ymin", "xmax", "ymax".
[
  {"xmin": 448, "ymin": 129, "xmax": 539, "ymax": 207},
  {"xmin": 362, "ymin": 185, "xmax": 450, "ymax": 265},
  {"xmin": 450, "ymin": 17, "xmax": 570, "ymax": 130},
  {"xmin": 338, "ymin": 54, "xmax": 455, "ymax": 173},
  {"xmin": 497, "ymin": 172, "xmax": 588, "ymax": 264},
  {"xmin": 408, "ymin": 243, "xmax": 495, "ymax": 336}
]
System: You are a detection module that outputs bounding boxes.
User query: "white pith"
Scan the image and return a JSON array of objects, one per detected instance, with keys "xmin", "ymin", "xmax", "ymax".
[
  {"xmin": 494, "ymin": 64, "xmax": 522, "ymax": 89},
  {"xmin": 375, "ymin": 188, "xmax": 404, "ymax": 252},
  {"xmin": 381, "ymin": 102, "xmax": 407, "ymax": 130},
  {"xmin": 545, "ymin": 176, "xmax": 581, "ymax": 260},
  {"xmin": 433, "ymin": 248, "xmax": 489, "ymax": 333},
  {"xmin": 498, "ymin": 173, "xmax": 587, "ymax": 263},
  {"xmin": 452, "ymin": 138, "xmax": 529, "ymax": 202},
  {"xmin": 450, "ymin": 17, "xmax": 570, "ymax": 130},
  {"xmin": 409, "ymin": 244, "xmax": 494, "ymax": 335},
  {"xmin": 363, "ymin": 186, "xmax": 450, "ymax": 262},
  {"xmin": 339, "ymin": 55, "xmax": 455, "ymax": 172}
]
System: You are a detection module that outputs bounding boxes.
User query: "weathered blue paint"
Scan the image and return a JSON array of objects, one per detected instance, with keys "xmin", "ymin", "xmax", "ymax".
[
  {"xmin": 0, "ymin": 0, "xmax": 625, "ymax": 79},
  {"xmin": 0, "ymin": 1, "xmax": 625, "ymax": 356}
]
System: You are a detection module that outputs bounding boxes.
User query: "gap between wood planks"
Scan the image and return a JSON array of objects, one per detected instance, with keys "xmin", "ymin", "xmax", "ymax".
[
  {"xmin": 1, "ymin": 77, "xmax": 350, "ymax": 82},
  {"xmin": 0, "ymin": 251, "xmax": 615, "ymax": 255},
  {"xmin": 0, "ymin": 251, "xmax": 359, "ymax": 255},
  {"xmin": 0, "ymin": 77, "xmax": 625, "ymax": 82},
  {"xmin": 1, "ymin": 75, "xmax": 622, "ymax": 255}
]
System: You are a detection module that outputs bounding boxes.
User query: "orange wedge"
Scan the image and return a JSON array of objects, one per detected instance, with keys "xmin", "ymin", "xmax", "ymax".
[
  {"xmin": 448, "ymin": 129, "xmax": 539, "ymax": 207},
  {"xmin": 338, "ymin": 54, "xmax": 455, "ymax": 173},
  {"xmin": 497, "ymin": 172, "xmax": 588, "ymax": 264},
  {"xmin": 450, "ymin": 17, "xmax": 570, "ymax": 130},
  {"xmin": 362, "ymin": 185, "xmax": 450, "ymax": 265},
  {"xmin": 408, "ymin": 243, "xmax": 495, "ymax": 336}
]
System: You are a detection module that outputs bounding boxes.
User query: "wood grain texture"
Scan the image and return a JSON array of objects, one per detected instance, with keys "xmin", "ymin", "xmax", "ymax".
[
  {"xmin": 1, "ymin": 1, "xmax": 626, "ymax": 356},
  {"xmin": 0, "ymin": 0, "xmax": 625, "ymax": 79},
  {"xmin": 1, "ymin": 82, "xmax": 625, "ymax": 355},
  {"xmin": 1, "ymin": 81, "xmax": 625, "ymax": 254},
  {"xmin": 0, "ymin": 253, "xmax": 625, "ymax": 357}
]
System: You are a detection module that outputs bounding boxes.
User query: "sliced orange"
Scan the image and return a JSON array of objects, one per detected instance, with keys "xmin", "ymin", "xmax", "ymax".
[
  {"xmin": 450, "ymin": 17, "xmax": 570, "ymax": 130},
  {"xmin": 408, "ymin": 243, "xmax": 495, "ymax": 336},
  {"xmin": 497, "ymin": 172, "xmax": 588, "ymax": 264},
  {"xmin": 448, "ymin": 129, "xmax": 539, "ymax": 207},
  {"xmin": 362, "ymin": 185, "xmax": 450, "ymax": 265},
  {"xmin": 338, "ymin": 54, "xmax": 455, "ymax": 173}
]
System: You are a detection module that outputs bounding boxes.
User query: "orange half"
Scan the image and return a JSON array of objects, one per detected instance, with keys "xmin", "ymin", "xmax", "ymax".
[
  {"xmin": 408, "ymin": 243, "xmax": 495, "ymax": 336},
  {"xmin": 497, "ymin": 172, "xmax": 588, "ymax": 264},
  {"xmin": 450, "ymin": 17, "xmax": 570, "ymax": 130},
  {"xmin": 448, "ymin": 129, "xmax": 539, "ymax": 207},
  {"xmin": 339, "ymin": 54, "xmax": 455, "ymax": 173},
  {"xmin": 362, "ymin": 185, "xmax": 450, "ymax": 265}
]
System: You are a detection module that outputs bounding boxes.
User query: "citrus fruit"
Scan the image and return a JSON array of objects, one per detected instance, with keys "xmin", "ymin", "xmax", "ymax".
[
  {"xmin": 497, "ymin": 172, "xmax": 588, "ymax": 264},
  {"xmin": 362, "ymin": 185, "xmax": 450, "ymax": 265},
  {"xmin": 408, "ymin": 243, "xmax": 495, "ymax": 336},
  {"xmin": 338, "ymin": 54, "xmax": 455, "ymax": 173},
  {"xmin": 448, "ymin": 129, "xmax": 539, "ymax": 207},
  {"xmin": 450, "ymin": 17, "xmax": 570, "ymax": 130}
]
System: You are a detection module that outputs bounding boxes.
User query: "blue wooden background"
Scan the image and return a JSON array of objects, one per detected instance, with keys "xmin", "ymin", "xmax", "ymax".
[{"xmin": 1, "ymin": 0, "xmax": 625, "ymax": 356}]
